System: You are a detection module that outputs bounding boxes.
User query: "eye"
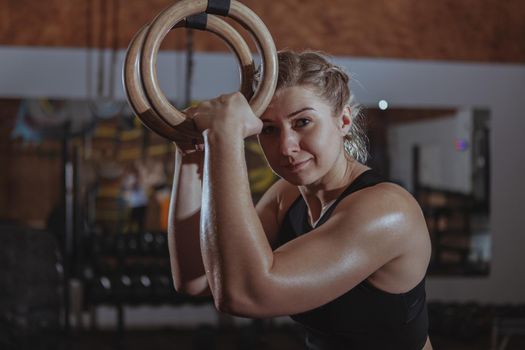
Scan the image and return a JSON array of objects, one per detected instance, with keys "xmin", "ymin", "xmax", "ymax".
[
  {"xmin": 294, "ymin": 118, "xmax": 311, "ymax": 128},
  {"xmin": 261, "ymin": 125, "xmax": 277, "ymax": 135}
]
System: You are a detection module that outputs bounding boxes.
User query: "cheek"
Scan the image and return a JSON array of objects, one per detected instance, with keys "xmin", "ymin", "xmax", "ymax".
[
  {"xmin": 308, "ymin": 128, "xmax": 343, "ymax": 164},
  {"xmin": 258, "ymin": 136, "xmax": 271, "ymax": 152},
  {"xmin": 258, "ymin": 138, "xmax": 278, "ymax": 163},
  {"xmin": 260, "ymin": 147, "xmax": 286, "ymax": 177},
  {"xmin": 305, "ymin": 126, "xmax": 336, "ymax": 153}
]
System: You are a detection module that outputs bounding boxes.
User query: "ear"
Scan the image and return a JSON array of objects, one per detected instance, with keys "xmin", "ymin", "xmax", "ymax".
[{"xmin": 339, "ymin": 105, "xmax": 352, "ymax": 136}]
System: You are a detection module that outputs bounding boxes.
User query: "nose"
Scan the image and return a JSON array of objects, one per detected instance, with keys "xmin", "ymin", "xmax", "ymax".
[{"xmin": 279, "ymin": 128, "xmax": 300, "ymax": 157}]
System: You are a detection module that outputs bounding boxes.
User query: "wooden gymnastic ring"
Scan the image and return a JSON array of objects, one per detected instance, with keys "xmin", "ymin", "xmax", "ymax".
[
  {"xmin": 139, "ymin": 0, "xmax": 278, "ymax": 126},
  {"xmin": 123, "ymin": 14, "xmax": 256, "ymax": 144}
]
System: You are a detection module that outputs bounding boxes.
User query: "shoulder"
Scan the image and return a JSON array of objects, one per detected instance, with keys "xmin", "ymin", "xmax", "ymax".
[
  {"xmin": 331, "ymin": 181, "xmax": 428, "ymax": 252},
  {"xmin": 340, "ymin": 181, "xmax": 423, "ymax": 221},
  {"xmin": 334, "ymin": 181, "xmax": 431, "ymax": 290},
  {"xmin": 366, "ymin": 182, "xmax": 422, "ymax": 214}
]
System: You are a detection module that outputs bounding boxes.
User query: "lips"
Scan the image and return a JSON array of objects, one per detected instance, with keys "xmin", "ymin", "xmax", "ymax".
[{"xmin": 283, "ymin": 158, "xmax": 312, "ymax": 171}]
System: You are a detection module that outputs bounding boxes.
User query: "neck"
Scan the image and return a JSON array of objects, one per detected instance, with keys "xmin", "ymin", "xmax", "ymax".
[
  {"xmin": 300, "ymin": 155, "xmax": 354, "ymax": 200},
  {"xmin": 299, "ymin": 156, "xmax": 366, "ymax": 224}
]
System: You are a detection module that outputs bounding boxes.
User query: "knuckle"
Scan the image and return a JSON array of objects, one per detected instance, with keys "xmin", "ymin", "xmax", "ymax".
[{"xmin": 233, "ymin": 91, "xmax": 245, "ymax": 101}]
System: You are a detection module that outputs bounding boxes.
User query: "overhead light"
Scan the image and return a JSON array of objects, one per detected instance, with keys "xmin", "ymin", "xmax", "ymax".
[{"xmin": 378, "ymin": 99, "xmax": 388, "ymax": 110}]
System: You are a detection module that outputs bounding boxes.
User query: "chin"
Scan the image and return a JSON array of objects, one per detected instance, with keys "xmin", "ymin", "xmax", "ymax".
[
  {"xmin": 270, "ymin": 162, "xmax": 320, "ymax": 186},
  {"xmin": 278, "ymin": 171, "xmax": 316, "ymax": 186},
  {"xmin": 282, "ymin": 177, "xmax": 305, "ymax": 186}
]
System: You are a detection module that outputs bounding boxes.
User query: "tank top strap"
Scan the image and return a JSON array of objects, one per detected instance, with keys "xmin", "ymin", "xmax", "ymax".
[
  {"xmin": 314, "ymin": 169, "xmax": 386, "ymax": 228},
  {"xmin": 276, "ymin": 169, "xmax": 387, "ymax": 246}
]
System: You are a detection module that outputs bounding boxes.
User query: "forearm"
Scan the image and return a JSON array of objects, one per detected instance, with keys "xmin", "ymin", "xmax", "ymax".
[
  {"xmin": 200, "ymin": 130, "xmax": 273, "ymax": 307},
  {"xmin": 167, "ymin": 149, "xmax": 208, "ymax": 294}
]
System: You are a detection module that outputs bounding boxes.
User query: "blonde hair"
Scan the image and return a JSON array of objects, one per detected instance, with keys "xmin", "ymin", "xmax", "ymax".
[{"xmin": 261, "ymin": 50, "xmax": 369, "ymax": 163}]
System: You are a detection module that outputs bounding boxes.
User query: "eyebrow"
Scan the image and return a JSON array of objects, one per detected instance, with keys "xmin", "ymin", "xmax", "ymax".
[{"xmin": 260, "ymin": 107, "xmax": 316, "ymax": 122}]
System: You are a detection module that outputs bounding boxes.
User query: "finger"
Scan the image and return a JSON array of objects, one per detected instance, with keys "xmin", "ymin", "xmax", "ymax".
[
  {"xmin": 183, "ymin": 106, "xmax": 197, "ymax": 119},
  {"xmin": 218, "ymin": 93, "xmax": 233, "ymax": 102}
]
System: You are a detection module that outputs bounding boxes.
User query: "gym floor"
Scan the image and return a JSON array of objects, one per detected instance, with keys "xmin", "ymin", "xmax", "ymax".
[{"xmin": 31, "ymin": 327, "xmax": 525, "ymax": 350}]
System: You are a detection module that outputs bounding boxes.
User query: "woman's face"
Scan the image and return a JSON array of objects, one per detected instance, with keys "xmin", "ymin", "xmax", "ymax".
[{"xmin": 258, "ymin": 85, "xmax": 350, "ymax": 186}]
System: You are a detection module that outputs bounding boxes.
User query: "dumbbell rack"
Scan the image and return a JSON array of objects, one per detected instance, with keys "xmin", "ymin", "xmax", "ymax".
[
  {"xmin": 82, "ymin": 231, "xmax": 212, "ymax": 334},
  {"xmin": 492, "ymin": 317, "xmax": 525, "ymax": 350},
  {"xmin": 417, "ymin": 186, "xmax": 474, "ymax": 275},
  {"xmin": 427, "ymin": 301, "xmax": 525, "ymax": 344}
]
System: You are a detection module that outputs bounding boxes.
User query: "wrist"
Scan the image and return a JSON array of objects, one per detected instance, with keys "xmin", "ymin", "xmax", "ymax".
[
  {"xmin": 206, "ymin": 114, "xmax": 245, "ymax": 139},
  {"xmin": 203, "ymin": 128, "xmax": 244, "ymax": 149},
  {"xmin": 180, "ymin": 150, "xmax": 204, "ymax": 164}
]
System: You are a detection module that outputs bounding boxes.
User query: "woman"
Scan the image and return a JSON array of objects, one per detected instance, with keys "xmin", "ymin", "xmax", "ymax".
[{"xmin": 168, "ymin": 50, "xmax": 432, "ymax": 350}]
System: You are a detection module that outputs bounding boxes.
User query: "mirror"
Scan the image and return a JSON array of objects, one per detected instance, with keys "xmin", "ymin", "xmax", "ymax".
[
  {"xmin": 1, "ymin": 102, "xmax": 493, "ymax": 278},
  {"xmin": 365, "ymin": 106, "xmax": 491, "ymax": 276}
]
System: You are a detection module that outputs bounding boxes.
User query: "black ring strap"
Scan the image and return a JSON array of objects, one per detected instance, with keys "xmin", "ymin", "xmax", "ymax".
[
  {"xmin": 206, "ymin": 0, "xmax": 230, "ymax": 16},
  {"xmin": 185, "ymin": 13, "xmax": 208, "ymax": 30}
]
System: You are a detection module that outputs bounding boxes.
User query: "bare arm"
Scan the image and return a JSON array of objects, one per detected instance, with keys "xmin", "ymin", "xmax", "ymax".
[
  {"xmin": 200, "ymin": 129, "xmax": 275, "ymax": 307},
  {"xmin": 194, "ymin": 95, "xmax": 429, "ymax": 318},
  {"xmin": 191, "ymin": 92, "xmax": 429, "ymax": 318},
  {"xmin": 201, "ymin": 134, "xmax": 424, "ymax": 317},
  {"xmin": 167, "ymin": 135, "xmax": 285, "ymax": 296},
  {"xmin": 167, "ymin": 148, "xmax": 210, "ymax": 296}
]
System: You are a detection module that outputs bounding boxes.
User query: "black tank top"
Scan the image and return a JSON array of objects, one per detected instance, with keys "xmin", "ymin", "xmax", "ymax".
[{"xmin": 276, "ymin": 170, "xmax": 429, "ymax": 350}]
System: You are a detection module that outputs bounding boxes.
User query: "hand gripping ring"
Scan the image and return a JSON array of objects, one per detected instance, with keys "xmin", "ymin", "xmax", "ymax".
[
  {"xmin": 124, "ymin": 15, "xmax": 256, "ymax": 144},
  {"xmin": 123, "ymin": 0, "xmax": 278, "ymax": 143}
]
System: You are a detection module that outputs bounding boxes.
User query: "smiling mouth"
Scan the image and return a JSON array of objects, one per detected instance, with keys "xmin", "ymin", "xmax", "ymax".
[{"xmin": 285, "ymin": 159, "xmax": 311, "ymax": 171}]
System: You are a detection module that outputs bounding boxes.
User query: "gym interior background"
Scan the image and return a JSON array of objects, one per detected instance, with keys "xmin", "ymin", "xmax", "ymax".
[{"xmin": 1, "ymin": 0, "xmax": 524, "ymax": 349}]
